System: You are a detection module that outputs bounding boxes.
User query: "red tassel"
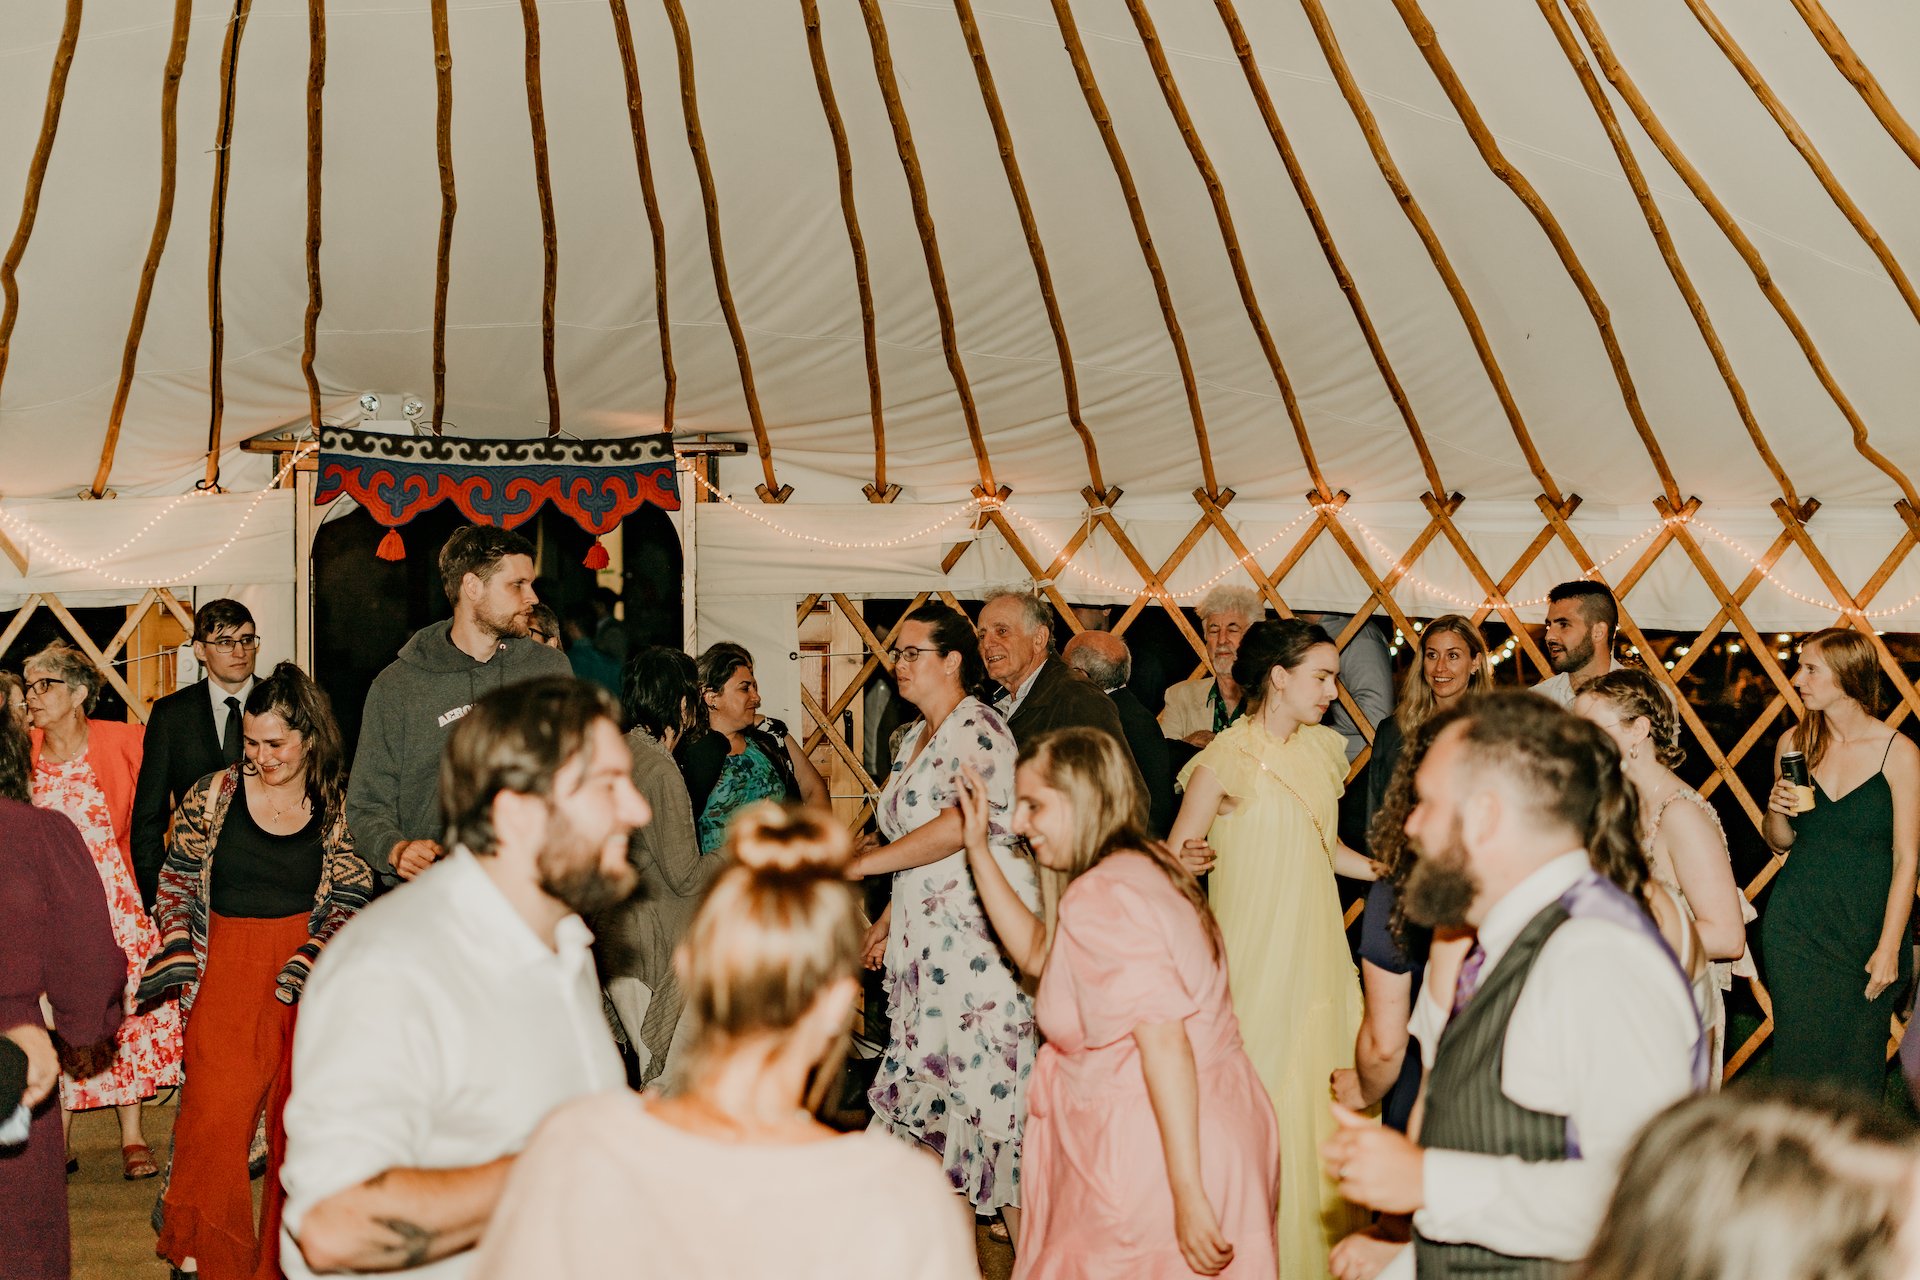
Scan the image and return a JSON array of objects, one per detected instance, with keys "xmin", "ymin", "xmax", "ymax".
[
  {"xmin": 582, "ymin": 541, "xmax": 610, "ymax": 571},
  {"xmin": 376, "ymin": 527, "xmax": 406, "ymax": 561}
]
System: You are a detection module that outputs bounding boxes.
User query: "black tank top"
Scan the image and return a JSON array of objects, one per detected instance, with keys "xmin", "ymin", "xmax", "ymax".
[{"xmin": 210, "ymin": 788, "xmax": 324, "ymax": 919}]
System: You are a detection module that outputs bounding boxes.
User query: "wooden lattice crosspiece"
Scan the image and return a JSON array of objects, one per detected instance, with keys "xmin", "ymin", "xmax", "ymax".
[{"xmin": 0, "ymin": 588, "xmax": 194, "ymax": 723}]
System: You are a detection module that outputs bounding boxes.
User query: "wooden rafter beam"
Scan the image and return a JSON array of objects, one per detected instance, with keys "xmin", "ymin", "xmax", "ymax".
[
  {"xmin": 1785, "ymin": 0, "xmax": 1920, "ymax": 169},
  {"xmin": 1535, "ymin": 0, "xmax": 1801, "ymax": 512},
  {"xmin": 93, "ymin": 0, "xmax": 192, "ymax": 498},
  {"xmin": 519, "ymin": 0, "xmax": 561, "ymax": 436},
  {"xmin": 607, "ymin": 0, "xmax": 676, "ymax": 432},
  {"xmin": 1119, "ymin": 0, "xmax": 1330, "ymax": 501},
  {"xmin": 300, "ymin": 0, "xmax": 325, "ymax": 431},
  {"xmin": 798, "ymin": 0, "xmax": 893, "ymax": 501},
  {"xmin": 659, "ymin": 0, "xmax": 789, "ymax": 500},
  {"xmin": 430, "ymin": 0, "xmax": 455, "ymax": 434},
  {"xmin": 1290, "ymin": 0, "xmax": 1564, "ymax": 508},
  {"xmin": 0, "ymin": 0, "xmax": 84, "ymax": 408},
  {"xmin": 203, "ymin": 0, "xmax": 255, "ymax": 490},
  {"xmin": 1568, "ymin": 0, "xmax": 1919, "ymax": 510},
  {"xmin": 851, "ymin": 0, "xmax": 997, "ymax": 499},
  {"xmin": 950, "ymin": 0, "xmax": 1105, "ymax": 498},
  {"xmin": 1388, "ymin": 0, "xmax": 1684, "ymax": 510},
  {"xmin": 1211, "ymin": 0, "xmax": 1445, "ymax": 500},
  {"xmin": 1043, "ymin": 0, "xmax": 1220, "ymax": 500}
]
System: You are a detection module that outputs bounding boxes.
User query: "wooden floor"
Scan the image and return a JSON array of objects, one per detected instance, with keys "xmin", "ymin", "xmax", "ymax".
[{"xmin": 68, "ymin": 1097, "xmax": 1014, "ymax": 1279}]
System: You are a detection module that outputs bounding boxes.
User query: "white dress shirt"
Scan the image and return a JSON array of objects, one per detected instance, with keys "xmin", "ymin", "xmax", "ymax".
[
  {"xmin": 280, "ymin": 849, "xmax": 624, "ymax": 1280},
  {"xmin": 999, "ymin": 661, "xmax": 1046, "ymax": 719},
  {"xmin": 1378, "ymin": 850, "xmax": 1698, "ymax": 1279},
  {"xmin": 207, "ymin": 676, "xmax": 255, "ymax": 752},
  {"xmin": 1529, "ymin": 657, "xmax": 1617, "ymax": 710}
]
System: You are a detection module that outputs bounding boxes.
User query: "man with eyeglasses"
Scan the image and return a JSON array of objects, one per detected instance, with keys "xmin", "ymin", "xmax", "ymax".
[{"xmin": 131, "ymin": 598, "xmax": 260, "ymax": 909}]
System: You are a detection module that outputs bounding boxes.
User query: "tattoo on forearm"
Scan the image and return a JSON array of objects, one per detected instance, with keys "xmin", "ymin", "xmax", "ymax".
[{"xmin": 374, "ymin": 1217, "xmax": 435, "ymax": 1268}]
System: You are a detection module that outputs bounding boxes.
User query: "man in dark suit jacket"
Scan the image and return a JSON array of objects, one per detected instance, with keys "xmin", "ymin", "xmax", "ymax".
[
  {"xmin": 1063, "ymin": 631, "xmax": 1176, "ymax": 836},
  {"xmin": 130, "ymin": 598, "xmax": 259, "ymax": 908},
  {"xmin": 977, "ymin": 590, "xmax": 1148, "ymax": 793}
]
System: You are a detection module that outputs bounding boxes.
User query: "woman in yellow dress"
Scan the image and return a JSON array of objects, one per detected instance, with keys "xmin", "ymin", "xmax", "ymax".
[{"xmin": 1168, "ymin": 618, "xmax": 1377, "ymax": 1279}]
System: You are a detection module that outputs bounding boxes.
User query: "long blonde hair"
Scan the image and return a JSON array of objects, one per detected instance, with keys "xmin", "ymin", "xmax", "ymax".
[
  {"xmin": 671, "ymin": 803, "xmax": 866, "ymax": 1114},
  {"xmin": 1020, "ymin": 728, "xmax": 1221, "ymax": 960},
  {"xmin": 1793, "ymin": 628, "xmax": 1886, "ymax": 772},
  {"xmin": 1395, "ymin": 614, "xmax": 1492, "ymax": 737}
]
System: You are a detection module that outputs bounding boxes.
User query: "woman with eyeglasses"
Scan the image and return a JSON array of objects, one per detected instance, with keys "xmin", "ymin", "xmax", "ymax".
[
  {"xmin": 139, "ymin": 662, "xmax": 374, "ymax": 1279},
  {"xmin": 22, "ymin": 640, "xmax": 181, "ymax": 1179},
  {"xmin": 848, "ymin": 601, "xmax": 1039, "ymax": 1258}
]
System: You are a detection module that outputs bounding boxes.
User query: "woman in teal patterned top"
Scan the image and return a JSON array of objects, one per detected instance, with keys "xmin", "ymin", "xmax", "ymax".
[{"xmin": 681, "ymin": 643, "xmax": 828, "ymax": 854}]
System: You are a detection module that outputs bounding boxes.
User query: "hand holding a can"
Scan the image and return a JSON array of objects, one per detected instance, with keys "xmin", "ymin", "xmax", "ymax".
[{"xmin": 1772, "ymin": 751, "xmax": 1816, "ymax": 817}]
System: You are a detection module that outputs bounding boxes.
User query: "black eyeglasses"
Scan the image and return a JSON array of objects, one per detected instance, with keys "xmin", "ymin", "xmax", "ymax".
[
  {"xmin": 23, "ymin": 677, "xmax": 66, "ymax": 697},
  {"xmin": 887, "ymin": 646, "xmax": 936, "ymax": 665},
  {"xmin": 530, "ymin": 628, "xmax": 555, "ymax": 643},
  {"xmin": 201, "ymin": 634, "xmax": 261, "ymax": 653}
]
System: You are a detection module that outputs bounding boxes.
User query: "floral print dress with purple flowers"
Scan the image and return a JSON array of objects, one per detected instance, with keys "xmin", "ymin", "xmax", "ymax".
[{"xmin": 869, "ymin": 696, "xmax": 1039, "ymax": 1215}]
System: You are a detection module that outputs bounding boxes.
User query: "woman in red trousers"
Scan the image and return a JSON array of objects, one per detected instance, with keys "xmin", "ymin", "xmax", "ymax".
[{"xmin": 142, "ymin": 663, "xmax": 373, "ymax": 1280}]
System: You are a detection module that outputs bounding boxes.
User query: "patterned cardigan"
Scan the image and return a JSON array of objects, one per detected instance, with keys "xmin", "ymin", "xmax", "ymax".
[{"xmin": 139, "ymin": 765, "xmax": 375, "ymax": 1017}]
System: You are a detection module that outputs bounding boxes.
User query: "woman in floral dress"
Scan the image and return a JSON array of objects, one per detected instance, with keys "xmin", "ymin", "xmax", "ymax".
[
  {"xmin": 23, "ymin": 642, "xmax": 182, "ymax": 1178},
  {"xmin": 849, "ymin": 602, "xmax": 1039, "ymax": 1254}
]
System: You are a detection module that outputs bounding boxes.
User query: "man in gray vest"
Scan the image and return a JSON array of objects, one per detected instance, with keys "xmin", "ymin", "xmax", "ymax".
[{"xmin": 1322, "ymin": 693, "xmax": 1701, "ymax": 1279}]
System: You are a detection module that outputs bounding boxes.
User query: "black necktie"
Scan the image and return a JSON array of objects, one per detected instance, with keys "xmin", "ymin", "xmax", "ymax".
[{"xmin": 223, "ymin": 696, "xmax": 243, "ymax": 765}]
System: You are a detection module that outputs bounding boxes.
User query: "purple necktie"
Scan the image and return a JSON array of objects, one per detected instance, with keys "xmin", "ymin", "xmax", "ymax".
[{"xmin": 1451, "ymin": 942, "xmax": 1487, "ymax": 1016}]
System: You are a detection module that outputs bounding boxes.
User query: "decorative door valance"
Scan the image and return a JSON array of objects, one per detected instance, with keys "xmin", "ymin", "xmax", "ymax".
[{"xmin": 314, "ymin": 427, "xmax": 678, "ymax": 564}]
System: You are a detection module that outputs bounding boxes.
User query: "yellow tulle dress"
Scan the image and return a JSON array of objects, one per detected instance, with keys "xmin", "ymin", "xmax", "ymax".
[{"xmin": 1179, "ymin": 719, "xmax": 1364, "ymax": 1280}]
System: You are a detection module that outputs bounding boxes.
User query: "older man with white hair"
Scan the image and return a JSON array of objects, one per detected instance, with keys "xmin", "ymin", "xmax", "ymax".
[
  {"xmin": 977, "ymin": 590, "xmax": 1131, "ymax": 751},
  {"xmin": 1159, "ymin": 585, "xmax": 1263, "ymax": 749}
]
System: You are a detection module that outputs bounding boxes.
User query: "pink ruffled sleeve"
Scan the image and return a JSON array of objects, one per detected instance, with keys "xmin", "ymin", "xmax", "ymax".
[{"xmin": 1056, "ymin": 864, "xmax": 1202, "ymax": 1049}]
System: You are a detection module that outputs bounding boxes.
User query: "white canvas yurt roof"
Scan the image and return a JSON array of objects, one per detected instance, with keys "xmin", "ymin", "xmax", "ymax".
[{"xmin": 2, "ymin": 0, "xmax": 1917, "ymax": 640}]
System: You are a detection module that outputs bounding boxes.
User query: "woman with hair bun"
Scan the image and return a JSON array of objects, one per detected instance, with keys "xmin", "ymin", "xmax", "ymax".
[
  {"xmin": 1763, "ymin": 628, "xmax": 1919, "ymax": 1096},
  {"xmin": 142, "ymin": 661, "xmax": 374, "ymax": 1279},
  {"xmin": 956, "ymin": 727, "xmax": 1277, "ymax": 1278},
  {"xmin": 847, "ymin": 599, "xmax": 1039, "ymax": 1253},
  {"xmin": 472, "ymin": 804, "xmax": 975, "ymax": 1280},
  {"xmin": 1576, "ymin": 667, "xmax": 1750, "ymax": 1081},
  {"xmin": 1166, "ymin": 619, "xmax": 1375, "ymax": 1277}
]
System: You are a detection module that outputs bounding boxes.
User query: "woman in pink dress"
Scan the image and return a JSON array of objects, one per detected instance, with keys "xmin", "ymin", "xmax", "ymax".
[
  {"xmin": 957, "ymin": 726, "xmax": 1278, "ymax": 1279},
  {"xmin": 23, "ymin": 642, "xmax": 183, "ymax": 1178}
]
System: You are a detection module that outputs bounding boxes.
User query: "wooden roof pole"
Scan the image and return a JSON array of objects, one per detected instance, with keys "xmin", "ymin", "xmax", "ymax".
[
  {"xmin": 851, "ymin": 0, "xmax": 997, "ymax": 500},
  {"xmin": 797, "ymin": 0, "xmax": 893, "ymax": 501},
  {"xmin": 299, "ymin": 0, "xmax": 325, "ymax": 432},
  {"xmin": 429, "ymin": 0, "xmax": 454, "ymax": 434},
  {"xmin": 518, "ymin": 0, "xmax": 561, "ymax": 436},
  {"xmin": 606, "ymin": 0, "xmax": 675, "ymax": 432},
  {"xmin": 0, "ymin": 1, "xmax": 84, "ymax": 416},
  {"xmin": 1532, "ymin": 0, "xmax": 1801, "ymax": 510},
  {"xmin": 1118, "ymin": 0, "xmax": 1330, "ymax": 502},
  {"xmin": 1211, "ymin": 0, "xmax": 1444, "ymax": 500},
  {"xmin": 950, "ymin": 0, "xmax": 1106, "ymax": 498},
  {"xmin": 1291, "ymin": 0, "xmax": 1564, "ymax": 509},
  {"xmin": 1683, "ymin": 0, "xmax": 1920, "ymax": 328},
  {"xmin": 1785, "ymin": 0, "xmax": 1920, "ymax": 171},
  {"xmin": 659, "ymin": 0, "xmax": 787, "ymax": 500},
  {"xmin": 203, "ymin": 0, "xmax": 254, "ymax": 490},
  {"xmin": 1388, "ymin": 0, "xmax": 1685, "ymax": 512},
  {"xmin": 1042, "ymin": 0, "xmax": 1221, "ymax": 501},
  {"xmin": 1564, "ymin": 0, "xmax": 1920, "ymax": 512},
  {"xmin": 92, "ymin": 0, "xmax": 191, "ymax": 497}
]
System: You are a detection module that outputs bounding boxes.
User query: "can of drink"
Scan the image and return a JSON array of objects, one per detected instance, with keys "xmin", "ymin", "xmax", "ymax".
[{"xmin": 1781, "ymin": 750, "xmax": 1815, "ymax": 814}]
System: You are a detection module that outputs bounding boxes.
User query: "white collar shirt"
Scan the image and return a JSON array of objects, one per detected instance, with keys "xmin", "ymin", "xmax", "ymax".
[
  {"xmin": 1380, "ymin": 850, "xmax": 1699, "ymax": 1277},
  {"xmin": 207, "ymin": 675, "xmax": 256, "ymax": 750},
  {"xmin": 280, "ymin": 848, "xmax": 623, "ymax": 1280},
  {"xmin": 999, "ymin": 660, "xmax": 1047, "ymax": 718},
  {"xmin": 1530, "ymin": 655, "xmax": 1617, "ymax": 709}
]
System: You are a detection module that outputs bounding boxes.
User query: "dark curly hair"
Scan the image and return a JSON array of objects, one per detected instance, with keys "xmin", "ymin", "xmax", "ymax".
[
  {"xmin": 0, "ymin": 701, "xmax": 30, "ymax": 804},
  {"xmin": 1369, "ymin": 704, "xmax": 1467, "ymax": 951},
  {"xmin": 245, "ymin": 662, "xmax": 349, "ymax": 826}
]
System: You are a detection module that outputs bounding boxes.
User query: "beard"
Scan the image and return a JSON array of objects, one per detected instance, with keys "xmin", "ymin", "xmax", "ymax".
[
  {"xmin": 1549, "ymin": 632, "xmax": 1594, "ymax": 675},
  {"xmin": 1401, "ymin": 819, "xmax": 1482, "ymax": 929},
  {"xmin": 477, "ymin": 598, "xmax": 531, "ymax": 640},
  {"xmin": 536, "ymin": 809, "xmax": 639, "ymax": 915}
]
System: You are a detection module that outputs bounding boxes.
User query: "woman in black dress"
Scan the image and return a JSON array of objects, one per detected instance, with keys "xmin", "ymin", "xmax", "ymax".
[{"xmin": 1762, "ymin": 628, "xmax": 1919, "ymax": 1097}]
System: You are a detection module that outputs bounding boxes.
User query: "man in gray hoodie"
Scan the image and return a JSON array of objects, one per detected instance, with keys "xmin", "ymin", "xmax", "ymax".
[{"xmin": 347, "ymin": 524, "xmax": 572, "ymax": 885}]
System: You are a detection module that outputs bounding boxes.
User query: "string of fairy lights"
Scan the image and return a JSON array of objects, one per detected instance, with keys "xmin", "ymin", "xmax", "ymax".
[{"xmin": 0, "ymin": 445, "xmax": 314, "ymax": 590}]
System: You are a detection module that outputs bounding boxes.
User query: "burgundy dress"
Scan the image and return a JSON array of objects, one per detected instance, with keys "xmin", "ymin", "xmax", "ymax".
[{"xmin": 0, "ymin": 796, "xmax": 127, "ymax": 1280}]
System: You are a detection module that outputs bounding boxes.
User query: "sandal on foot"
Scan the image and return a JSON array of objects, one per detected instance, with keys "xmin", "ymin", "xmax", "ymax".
[
  {"xmin": 122, "ymin": 1143, "xmax": 159, "ymax": 1180},
  {"xmin": 987, "ymin": 1220, "xmax": 1011, "ymax": 1243}
]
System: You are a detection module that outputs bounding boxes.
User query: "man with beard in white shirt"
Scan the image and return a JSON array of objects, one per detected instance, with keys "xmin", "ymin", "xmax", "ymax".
[
  {"xmin": 1322, "ymin": 693, "xmax": 1702, "ymax": 1280},
  {"xmin": 281, "ymin": 677, "xmax": 648, "ymax": 1280},
  {"xmin": 1532, "ymin": 581, "xmax": 1620, "ymax": 709}
]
